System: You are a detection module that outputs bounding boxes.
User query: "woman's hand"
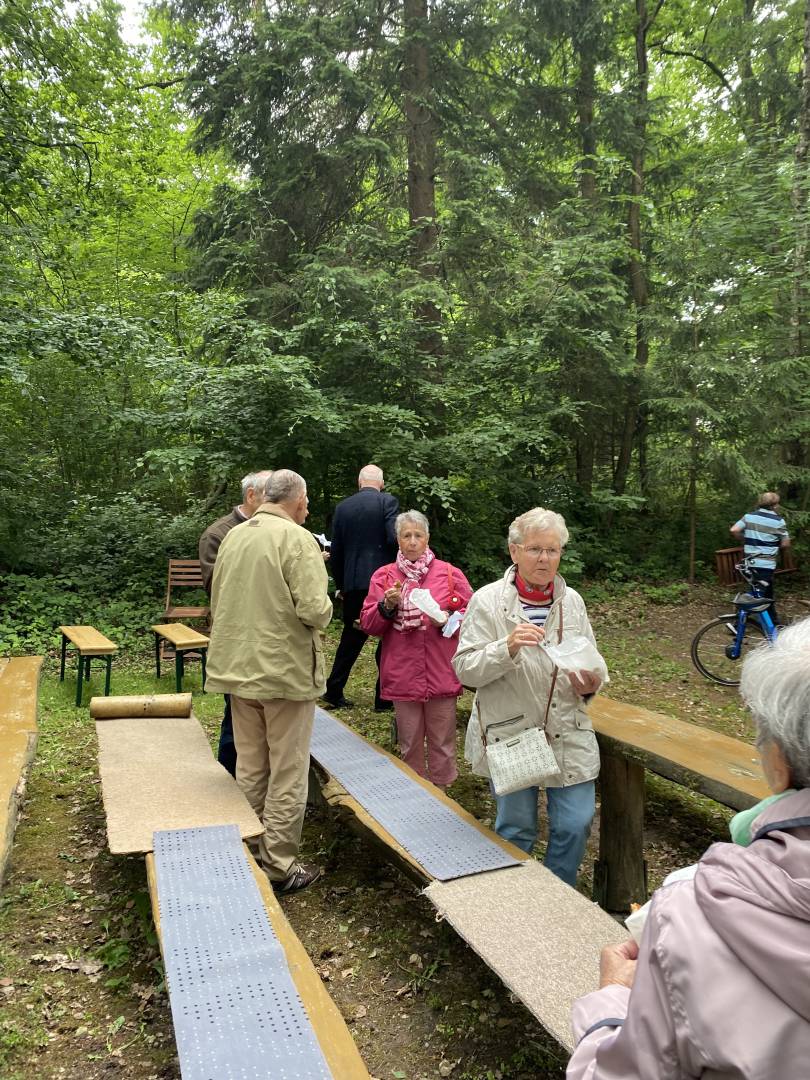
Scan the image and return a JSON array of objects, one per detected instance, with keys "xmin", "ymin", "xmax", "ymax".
[
  {"xmin": 383, "ymin": 582, "xmax": 402, "ymax": 612},
  {"xmin": 507, "ymin": 622, "xmax": 545, "ymax": 658},
  {"xmin": 569, "ymin": 669, "xmax": 602, "ymax": 696},
  {"xmin": 599, "ymin": 938, "xmax": 639, "ymax": 989}
]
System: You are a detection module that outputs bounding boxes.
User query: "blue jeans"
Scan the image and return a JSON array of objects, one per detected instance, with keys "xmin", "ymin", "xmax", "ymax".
[{"xmin": 493, "ymin": 780, "xmax": 596, "ymax": 887}]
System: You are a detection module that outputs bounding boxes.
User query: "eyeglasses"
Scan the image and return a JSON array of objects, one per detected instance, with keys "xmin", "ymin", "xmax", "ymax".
[{"xmin": 517, "ymin": 545, "xmax": 562, "ymax": 559}]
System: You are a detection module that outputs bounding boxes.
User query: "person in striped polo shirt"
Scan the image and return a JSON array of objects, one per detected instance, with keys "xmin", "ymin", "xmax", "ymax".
[{"xmin": 731, "ymin": 491, "xmax": 791, "ymax": 625}]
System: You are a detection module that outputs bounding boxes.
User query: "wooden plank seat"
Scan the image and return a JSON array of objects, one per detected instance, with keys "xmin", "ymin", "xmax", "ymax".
[
  {"xmin": 310, "ymin": 709, "xmax": 627, "ymax": 1053},
  {"xmin": 93, "ymin": 692, "xmax": 369, "ymax": 1078},
  {"xmin": 715, "ymin": 544, "xmax": 797, "ymax": 585},
  {"xmin": 0, "ymin": 656, "xmax": 43, "ymax": 886},
  {"xmin": 59, "ymin": 625, "xmax": 117, "ymax": 706},
  {"xmin": 151, "ymin": 623, "xmax": 209, "ymax": 693},
  {"xmin": 589, "ymin": 695, "xmax": 769, "ymax": 912},
  {"xmin": 145, "ymin": 846, "xmax": 372, "ymax": 1079}
]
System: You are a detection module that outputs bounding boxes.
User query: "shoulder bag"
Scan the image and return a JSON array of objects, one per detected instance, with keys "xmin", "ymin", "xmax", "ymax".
[{"xmin": 483, "ymin": 606, "xmax": 563, "ymax": 796}]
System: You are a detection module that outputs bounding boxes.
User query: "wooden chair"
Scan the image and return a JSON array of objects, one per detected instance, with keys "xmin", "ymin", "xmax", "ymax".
[
  {"xmin": 715, "ymin": 546, "xmax": 797, "ymax": 586},
  {"xmin": 163, "ymin": 559, "xmax": 210, "ymax": 624}
]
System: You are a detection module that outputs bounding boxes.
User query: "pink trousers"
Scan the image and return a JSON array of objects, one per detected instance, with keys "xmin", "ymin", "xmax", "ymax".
[{"xmin": 394, "ymin": 697, "xmax": 458, "ymax": 786}]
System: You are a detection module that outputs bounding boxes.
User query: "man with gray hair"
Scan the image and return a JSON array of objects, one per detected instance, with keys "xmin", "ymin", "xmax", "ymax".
[
  {"xmin": 205, "ymin": 469, "xmax": 332, "ymax": 894},
  {"xmin": 198, "ymin": 468, "xmax": 273, "ymax": 774},
  {"xmin": 324, "ymin": 463, "xmax": 399, "ymax": 710}
]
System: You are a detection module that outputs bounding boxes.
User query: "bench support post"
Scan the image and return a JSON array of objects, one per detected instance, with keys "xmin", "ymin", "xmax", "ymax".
[
  {"xmin": 104, "ymin": 655, "xmax": 112, "ymax": 696},
  {"xmin": 200, "ymin": 649, "xmax": 207, "ymax": 693},
  {"xmin": 60, "ymin": 633, "xmax": 68, "ymax": 682},
  {"xmin": 594, "ymin": 752, "xmax": 646, "ymax": 913},
  {"xmin": 154, "ymin": 633, "xmax": 161, "ymax": 680}
]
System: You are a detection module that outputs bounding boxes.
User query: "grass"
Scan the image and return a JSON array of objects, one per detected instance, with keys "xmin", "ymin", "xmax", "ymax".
[{"xmin": 1, "ymin": 580, "xmax": 789, "ymax": 1078}]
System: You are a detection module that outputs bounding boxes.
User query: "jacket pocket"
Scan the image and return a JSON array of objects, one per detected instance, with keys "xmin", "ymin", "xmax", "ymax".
[
  {"xmin": 574, "ymin": 710, "xmax": 593, "ymax": 731},
  {"xmin": 311, "ymin": 640, "xmax": 325, "ymax": 684}
]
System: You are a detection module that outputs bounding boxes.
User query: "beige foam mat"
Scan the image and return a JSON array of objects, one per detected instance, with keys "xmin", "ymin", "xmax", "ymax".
[
  {"xmin": 96, "ymin": 712, "xmax": 262, "ymax": 853},
  {"xmin": 425, "ymin": 860, "xmax": 628, "ymax": 1051}
]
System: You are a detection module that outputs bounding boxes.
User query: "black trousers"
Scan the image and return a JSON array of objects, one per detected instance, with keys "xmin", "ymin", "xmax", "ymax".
[
  {"xmin": 217, "ymin": 693, "xmax": 237, "ymax": 777},
  {"xmin": 325, "ymin": 589, "xmax": 388, "ymax": 707},
  {"xmin": 753, "ymin": 567, "xmax": 780, "ymax": 626}
]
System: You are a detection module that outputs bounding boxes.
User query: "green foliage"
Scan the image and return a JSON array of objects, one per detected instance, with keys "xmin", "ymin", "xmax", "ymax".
[{"xmin": 0, "ymin": 0, "xmax": 808, "ymax": 600}]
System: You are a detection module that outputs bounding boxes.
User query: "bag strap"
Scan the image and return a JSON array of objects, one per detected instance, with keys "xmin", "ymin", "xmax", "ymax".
[{"xmin": 541, "ymin": 602, "xmax": 563, "ymax": 732}]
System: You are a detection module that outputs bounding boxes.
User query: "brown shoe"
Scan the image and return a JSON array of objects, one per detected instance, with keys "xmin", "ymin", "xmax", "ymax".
[{"xmin": 272, "ymin": 862, "xmax": 323, "ymax": 895}]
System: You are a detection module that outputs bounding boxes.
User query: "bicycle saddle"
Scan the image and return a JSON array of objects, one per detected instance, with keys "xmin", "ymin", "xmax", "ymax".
[{"xmin": 733, "ymin": 592, "xmax": 770, "ymax": 612}]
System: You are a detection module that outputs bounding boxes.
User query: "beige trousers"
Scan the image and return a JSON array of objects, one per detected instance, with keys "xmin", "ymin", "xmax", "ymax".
[{"xmin": 230, "ymin": 696, "xmax": 315, "ymax": 881}]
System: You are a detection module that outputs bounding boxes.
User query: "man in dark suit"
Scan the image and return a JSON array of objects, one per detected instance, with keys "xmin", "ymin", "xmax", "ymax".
[{"xmin": 323, "ymin": 464, "xmax": 398, "ymax": 710}]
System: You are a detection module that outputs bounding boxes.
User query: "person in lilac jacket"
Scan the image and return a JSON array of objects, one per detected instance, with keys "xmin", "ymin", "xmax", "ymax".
[
  {"xmin": 360, "ymin": 510, "xmax": 472, "ymax": 789},
  {"xmin": 567, "ymin": 617, "xmax": 810, "ymax": 1079}
]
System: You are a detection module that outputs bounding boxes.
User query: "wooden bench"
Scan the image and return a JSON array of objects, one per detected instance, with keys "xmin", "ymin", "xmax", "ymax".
[
  {"xmin": 145, "ymin": 847, "xmax": 371, "ymax": 1078},
  {"xmin": 0, "ymin": 656, "xmax": 43, "ymax": 886},
  {"xmin": 59, "ymin": 625, "xmax": 117, "ymax": 706},
  {"xmin": 151, "ymin": 623, "xmax": 209, "ymax": 693},
  {"xmin": 590, "ymin": 695, "xmax": 769, "ymax": 912},
  {"xmin": 310, "ymin": 709, "xmax": 627, "ymax": 1053}
]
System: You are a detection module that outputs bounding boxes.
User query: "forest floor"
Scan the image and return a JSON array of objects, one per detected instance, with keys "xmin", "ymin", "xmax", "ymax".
[{"xmin": 2, "ymin": 578, "xmax": 808, "ymax": 1080}]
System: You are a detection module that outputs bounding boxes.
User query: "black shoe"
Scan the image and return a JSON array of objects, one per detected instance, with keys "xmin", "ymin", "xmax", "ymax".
[
  {"xmin": 322, "ymin": 695, "xmax": 353, "ymax": 709},
  {"xmin": 374, "ymin": 700, "xmax": 394, "ymax": 712},
  {"xmin": 272, "ymin": 862, "xmax": 323, "ymax": 895}
]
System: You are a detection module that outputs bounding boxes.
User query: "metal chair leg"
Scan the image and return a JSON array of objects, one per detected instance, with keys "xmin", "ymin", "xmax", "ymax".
[
  {"xmin": 75, "ymin": 653, "xmax": 84, "ymax": 707},
  {"xmin": 104, "ymin": 655, "xmax": 112, "ymax": 696}
]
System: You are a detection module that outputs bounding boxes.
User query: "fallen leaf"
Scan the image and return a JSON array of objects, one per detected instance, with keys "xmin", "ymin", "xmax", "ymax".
[
  {"xmin": 353, "ymin": 1004, "xmax": 367, "ymax": 1020},
  {"xmin": 340, "ymin": 967, "xmax": 354, "ymax": 979}
]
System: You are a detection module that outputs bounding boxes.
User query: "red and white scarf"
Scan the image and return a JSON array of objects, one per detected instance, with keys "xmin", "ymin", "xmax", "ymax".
[{"xmin": 393, "ymin": 547, "xmax": 435, "ymax": 631}]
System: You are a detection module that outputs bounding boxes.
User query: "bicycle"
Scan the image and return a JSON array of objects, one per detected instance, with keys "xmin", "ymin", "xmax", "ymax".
[{"xmin": 691, "ymin": 556, "xmax": 810, "ymax": 686}]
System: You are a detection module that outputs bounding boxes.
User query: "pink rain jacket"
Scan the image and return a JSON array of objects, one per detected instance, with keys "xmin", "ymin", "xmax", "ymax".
[
  {"xmin": 567, "ymin": 788, "xmax": 810, "ymax": 1079},
  {"xmin": 359, "ymin": 559, "xmax": 472, "ymax": 702}
]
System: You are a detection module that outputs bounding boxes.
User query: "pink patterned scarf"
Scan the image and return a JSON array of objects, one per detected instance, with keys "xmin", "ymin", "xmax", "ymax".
[{"xmin": 393, "ymin": 547, "xmax": 435, "ymax": 632}]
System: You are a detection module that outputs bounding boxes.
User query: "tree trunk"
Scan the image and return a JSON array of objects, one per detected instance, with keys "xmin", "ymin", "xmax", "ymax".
[
  {"xmin": 785, "ymin": 0, "xmax": 810, "ymax": 501},
  {"xmin": 402, "ymin": 0, "xmax": 442, "ymax": 353},
  {"xmin": 613, "ymin": 0, "xmax": 653, "ymax": 497}
]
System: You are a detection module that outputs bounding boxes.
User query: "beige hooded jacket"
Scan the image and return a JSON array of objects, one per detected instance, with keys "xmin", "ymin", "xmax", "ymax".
[
  {"xmin": 205, "ymin": 503, "xmax": 333, "ymax": 701},
  {"xmin": 453, "ymin": 566, "xmax": 604, "ymax": 788}
]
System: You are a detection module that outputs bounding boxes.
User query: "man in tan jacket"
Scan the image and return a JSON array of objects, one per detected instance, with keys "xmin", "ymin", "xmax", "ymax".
[
  {"xmin": 205, "ymin": 469, "xmax": 333, "ymax": 894},
  {"xmin": 198, "ymin": 468, "xmax": 273, "ymax": 776}
]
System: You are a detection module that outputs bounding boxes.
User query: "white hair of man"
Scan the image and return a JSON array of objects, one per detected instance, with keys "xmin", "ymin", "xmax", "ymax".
[
  {"xmin": 508, "ymin": 507, "xmax": 569, "ymax": 548},
  {"xmin": 396, "ymin": 510, "xmax": 430, "ymax": 538},
  {"xmin": 241, "ymin": 470, "xmax": 273, "ymax": 501},
  {"xmin": 358, "ymin": 464, "xmax": 384, "ymax": 489},
  {"xmin": 264, "ymin": 469, "xmax": 306, "ymax": 505},
  {"xmin": 740, "ymin": 617, "xmax": 810, "ymax": 790}
]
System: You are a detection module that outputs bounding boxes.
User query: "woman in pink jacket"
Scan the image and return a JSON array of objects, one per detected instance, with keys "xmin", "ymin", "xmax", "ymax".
[
  {"xmin": 567, "ymin": 617, "xmax": 810, "ymax": 1079},
  {"xmin": 360, "ymin": 510, "xmax": 472, "ymax": 788}
]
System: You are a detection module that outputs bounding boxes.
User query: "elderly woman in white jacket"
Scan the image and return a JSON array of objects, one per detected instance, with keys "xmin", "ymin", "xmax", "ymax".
[{"xmin": 453, "ymin": 507, "xmax": 606, "ymax": 886}]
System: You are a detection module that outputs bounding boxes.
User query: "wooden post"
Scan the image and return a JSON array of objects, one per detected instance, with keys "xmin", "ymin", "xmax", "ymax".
[{"xmin": 594, "ymin": 751, "xmax": 646, "ymax": 913}]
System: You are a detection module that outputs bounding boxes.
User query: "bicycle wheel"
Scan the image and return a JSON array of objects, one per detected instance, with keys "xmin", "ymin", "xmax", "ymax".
[{"xmin": 690, "ymin": 616, "xmax": 768, "ymax": 686}]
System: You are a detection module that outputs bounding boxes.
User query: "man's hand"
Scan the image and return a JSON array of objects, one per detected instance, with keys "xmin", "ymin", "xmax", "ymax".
[
  {"xmin": 507, "ymin": 623, "xmax": 544, "ymax": 658},
  {"xmin": 569, "ymin": 669, "xmax": 602, "ymax": 696},
  {"xmin": 599, "ymin": 939, "xmax": 639, "ymax": 989}
]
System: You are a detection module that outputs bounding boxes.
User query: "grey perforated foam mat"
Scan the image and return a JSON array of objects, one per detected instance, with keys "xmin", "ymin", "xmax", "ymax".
[
  {"xmin": 311, "ymin": 708, "xmax": 520, "ymax": 880},
  {"xmin": 153, "ymin": 824, "xmax": 333, "ymax": 1080}
]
